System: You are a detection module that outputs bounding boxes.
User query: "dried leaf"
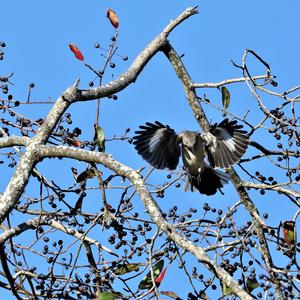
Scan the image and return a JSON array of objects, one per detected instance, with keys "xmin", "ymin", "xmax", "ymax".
[
  {"xmin": 282, "ymin": 220, "xmax": 297, "ymax": 258},
  {"xmin": 69, "ymin": 44, "xmax": 84, "ymax": 61},
  {"xmin": 107, "ymin": 9, "xmax": 119, "ymax": 29},
  {"xmin": 105, "ymin": 203, "xmax": 112, "ymax": 210},
  {"xmin": 71, "ymin": 192, "xmax": 85, "ymax": 213},
  {"xmin": 138, "ymin": 260, "xmax": 164, "ymax": 290},
  {"xmin": 94, "ymin": 124, "xmax": 105, "ymax": 152},
  {"xmin": 199, "ymin": 291, "xmax": 209, "ymax": 300},
  {"xmin": 71, "ymin": 139, "xmax": 82, "ymax": 147},
  {"xmin": 35, "ymin": 118, "xmax": 44, "ymax": 125},
  {"xmin": 114, "ymin": 263, "xmax": 142, "ymax": 275},
  {"xmin": 221, "ymin": 86, "xmax": 230, "ymax": 111},
  {"xmin": 161, "ymin": 290, "xmax": 182, "ymax": 299},
  {"xmin": 76, "ymin": 168, "xmax": 97, "ymax": 183},
  {"xmin": 152, "ymin": 251, "xmax": 165, "ymax": 260}
]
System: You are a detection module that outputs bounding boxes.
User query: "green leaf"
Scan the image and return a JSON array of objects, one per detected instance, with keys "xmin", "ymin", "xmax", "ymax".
[
  {"xmin": 114, "ymin": 263, "xmax": 142, "ymax": 275},
  {"xmin": 161, "ymin": 290, "xmax": 182, "ymax": 299},
  {"xmin": 98, "ymin": 292, "xmax": 115, "ymax": 300},
  {"xmin": 138, "ymin": 260, "xmax": 164, "ymax": 290},
  {"xmin": 222, "ymin": 282, "xmax": 233, "ymax": 296},
  {"xmin": 221, "ymin": 86, "xmax": 230, "ymax": 111},
  {"xmin": 246, "ymin": 277, "xmax": 259, "ymax": 293},
  {"xmin": 76, "ymin": 168, "xmax": 97, "ymax": 183},
  {"xmin": 94, "ymin": 124, "xmax": 106, "ymax": 152},
  {"xmin": 97, "ymin": 291, "xmax": 124, "ymax": 300}
]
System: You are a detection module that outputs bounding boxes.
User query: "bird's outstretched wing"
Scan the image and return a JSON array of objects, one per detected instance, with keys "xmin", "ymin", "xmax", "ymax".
[
  {"xmin": 133, "ymin": 121, "xmax": 181, "ymax": 170},
  {"xmin": 201, "ymin": 118, "xmax": 249, "ymax": 169}
]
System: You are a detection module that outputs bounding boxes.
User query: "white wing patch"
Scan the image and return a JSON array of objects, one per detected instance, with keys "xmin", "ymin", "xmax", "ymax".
[
  {"xmin": 201, "ymin": 132, "xmax": 218, "ymax": 153},
  {"xmin": 148, "ymin": 128, "xmax": 166, "ymax": 152},
  {"xmin": 202, "ymin": 120, "xmax": 249, "ymax": 169}
]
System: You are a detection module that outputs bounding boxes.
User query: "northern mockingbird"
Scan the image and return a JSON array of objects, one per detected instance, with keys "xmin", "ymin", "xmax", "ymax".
[{"xmin": 133, "ymin": 119, "xmax": 249, "ymax": 195}]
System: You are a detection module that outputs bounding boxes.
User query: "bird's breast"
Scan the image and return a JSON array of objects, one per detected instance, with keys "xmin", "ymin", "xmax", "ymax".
[{"xmin": 182, "ymin": 146, "xmax": 204, "ymax": 176}]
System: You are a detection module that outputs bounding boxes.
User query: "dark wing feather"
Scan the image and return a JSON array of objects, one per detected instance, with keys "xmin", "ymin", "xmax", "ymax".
[
  {"xmin": 202, "ymin": 118, "xmax": 249, "ymax": 169},
  {"xmin": 133, "ymin": 121, "xmax": 181, "ymax": 170}
]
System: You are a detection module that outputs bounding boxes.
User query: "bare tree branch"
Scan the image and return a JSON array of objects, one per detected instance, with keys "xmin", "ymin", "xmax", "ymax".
[
  {"xmin": 241, "ymin": 181, "xmax": 300, "ymax": 200},
  {"xmin": 191, "ymin": 75, "xmax": 270, "ymax": 89},
  {"xmin": 0, "ymin": 216, "xmax": 117, "ymax": 257}
]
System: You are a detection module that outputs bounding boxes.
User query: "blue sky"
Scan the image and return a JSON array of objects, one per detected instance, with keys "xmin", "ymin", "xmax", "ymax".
[{"xmin": 1, "ymin": 1, "xmax": 300, "ymax": 299}]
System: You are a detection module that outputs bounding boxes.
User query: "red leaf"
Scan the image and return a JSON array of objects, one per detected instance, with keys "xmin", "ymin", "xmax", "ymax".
[
  {"xmin": 155, "ymin": 267, "xmax": 168, "ymax": 285},
  {"xmin": 138, "ymin": 260, "xmax": 164, "ymax": 290},
  {"xmin": 69, "ymin": 44, "xmax": 84, "ymax": 61},
  {"xmin": 148, "ymin": 267, "xmax": 168, "ymax": 293},
  {"xmin": 107, "ymin": 9, "xmax": 119, "ymax": 29}
]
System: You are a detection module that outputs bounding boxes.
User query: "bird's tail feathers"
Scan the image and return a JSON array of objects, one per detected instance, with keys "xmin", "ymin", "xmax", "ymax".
[
  {"xmin": 187, "ymin": 167, "xmax": 230, "ymax": 196},
  {"xmin": 213, "ymin": 168, "xmax": 231, "ymax": 185}
]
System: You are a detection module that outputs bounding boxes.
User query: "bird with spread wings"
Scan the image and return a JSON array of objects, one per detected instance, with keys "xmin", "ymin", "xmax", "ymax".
[{"xmin": 133, "ymin": 119, "xmax": 249, "ymax": 195}]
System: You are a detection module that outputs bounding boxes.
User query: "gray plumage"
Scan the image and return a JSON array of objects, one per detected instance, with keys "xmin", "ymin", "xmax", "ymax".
[{"xmin": 133, "ymin": 119, "xmax": 249, "ymax": 195}]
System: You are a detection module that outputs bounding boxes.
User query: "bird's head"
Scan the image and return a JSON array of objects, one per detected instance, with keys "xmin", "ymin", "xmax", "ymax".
[{"xmin": 181, "ymin": 131, "xmax": 199, "ymax": 152}]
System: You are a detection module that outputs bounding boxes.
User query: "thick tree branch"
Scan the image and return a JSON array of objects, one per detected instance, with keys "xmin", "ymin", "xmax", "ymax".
[
  {"xmin": 0, "ymin": 136, "xmax": 29, "ymax": 148},
  {"xmin": 161, "ymin": 44, "xmax": 210, "ymax": 131}
]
